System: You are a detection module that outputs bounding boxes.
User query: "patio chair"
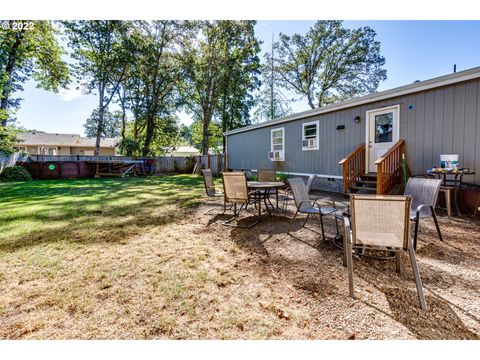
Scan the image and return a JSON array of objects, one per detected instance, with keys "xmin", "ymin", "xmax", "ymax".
[
  {"xmin": 258, "ymin": 169, "xmax": 279, "ymax": 209},
  {"xmin": 288, "ymin": 177, "xmax": 338, "ymax": 240},
  {"xmin": 404, "ymin": 177, "xmax": 443, "ymax": 250},
  {"xmin": 257, "ymin": 169, "xmax": 276, "ymax": 182},
  {"xmin": 305, "ymin": 174, "xmax": 316, "ymax": 193},
  {"xmin": 343, "ymin": 194, "xmax": 427, "ymax": 310},
  {"xmin": 201, "ymin": 169, "xmax": 227, "ymax": 215},
  {"xmin": 221, "ymin": 172, "xmax": 260, "ymax": 228},
  {"xmin": 282, "ymin": 175, "xmax": 314, "ymax": 211}
]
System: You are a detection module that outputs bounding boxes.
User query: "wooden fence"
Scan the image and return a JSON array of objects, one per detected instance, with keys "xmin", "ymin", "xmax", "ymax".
[
  {"xmin": 154, "ymin": 155, "xmax": 225, "ymax": 175},
  {"xmin": 27, "ymin": 154, "xmax": 140, "ymax": 162},
  {"xmin": 21, "ymin": 154, "xmax": 226, "ymax": 176}
]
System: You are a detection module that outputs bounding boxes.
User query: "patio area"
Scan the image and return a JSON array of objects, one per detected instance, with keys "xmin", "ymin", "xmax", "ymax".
[
  {"xmin": 0, "ymin": 175, "xmax": 479, "ymax": 339},
  {"xmin": 198, "ymin": 189, "xmax": 480, "ymax": 339}
]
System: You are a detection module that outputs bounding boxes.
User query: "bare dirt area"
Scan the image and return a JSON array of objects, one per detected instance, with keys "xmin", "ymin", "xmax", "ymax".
[{"xmin": 1, "ymin": 191, "xmax": 479, "ymax": 339}]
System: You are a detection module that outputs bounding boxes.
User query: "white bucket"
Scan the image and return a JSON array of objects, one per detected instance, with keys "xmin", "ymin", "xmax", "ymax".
[{"xmin": 440, "ymin": 154, "xmax": 459, "ymax": 170}]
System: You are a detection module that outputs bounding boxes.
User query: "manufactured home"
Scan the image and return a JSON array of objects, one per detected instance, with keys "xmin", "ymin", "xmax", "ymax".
[{"xmin": 225, "ymin": 67, "xmax": 480, "ymax": 194}]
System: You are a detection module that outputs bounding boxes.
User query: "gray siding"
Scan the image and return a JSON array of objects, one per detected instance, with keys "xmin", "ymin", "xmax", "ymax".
[{"xmin": 227, "ymin": 78, "xmax": 480, "ymax": 185}]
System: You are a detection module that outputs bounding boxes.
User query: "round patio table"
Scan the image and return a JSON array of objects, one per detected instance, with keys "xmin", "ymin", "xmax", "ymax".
[{"xmin": 247, "ymin": 181, "xmax": 285, "ymax": 215}]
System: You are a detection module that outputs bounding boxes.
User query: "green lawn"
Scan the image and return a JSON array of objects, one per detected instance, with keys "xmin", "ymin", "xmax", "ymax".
[{"xmin": 0, "ymin": 175, "xmax": 204, "ymax": 253}]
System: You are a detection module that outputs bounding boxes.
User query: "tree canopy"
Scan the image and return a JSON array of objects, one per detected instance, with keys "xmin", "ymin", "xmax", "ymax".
[
  {"xmin": 84, "ymin": 108, "xmax": 121, "ymax": 139},
  {"xmin": 181, "ymin": 21, "xmax": 261, "ymax": 155},
  {"xmin": 274, "ymin": 20, "xmax": 387, "ymax": 108},
  {"xmin": 1, "ymin": 20, "xmax": 389, "ymax": 157},
  {"xmin": 61, "ymin": 20, "xmax": 132, "ymax": 155},
  {"xmin": 0, "ymin": 20, "xmax": 69, "ymax": 126}
]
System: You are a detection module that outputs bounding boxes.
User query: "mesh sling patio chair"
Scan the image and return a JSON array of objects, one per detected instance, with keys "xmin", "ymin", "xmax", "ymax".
[
  {"xmin": 305, "ymin": 174, "xmax": 316, "ymax": 193},
  {"xmin": 221, "ymin": 172, "xmax": 260, "ymax": 228},
  {"xmin": 257, "ymin": 169, "xmax": 276, "ymax": 182},
  {"xmin": 258, "ymin": 169, "xmax": 278, "ymax": 209},
  {"xmin": 343, "ymin": 194, "xmax": 427, "ymax": 310},
  {"xmin": 404, "ymin": 177, "xmax": 444, "ymax": 250},
  {"xmin": 201, "ymin": 169, "xmax": 227, "ymax": 215},
  {"xmin": 282, "ymin": 175, "xmax": 315, "ymax": 212},
  {"xmin": 288, "ymin": 177, "xmax": 338, "ymax": 240}
]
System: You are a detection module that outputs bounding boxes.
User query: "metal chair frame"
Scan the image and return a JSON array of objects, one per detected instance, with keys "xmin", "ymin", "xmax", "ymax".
[
  {"xmin": 343, "ymin": 194, "xmax": 427, "ymax": 310},
  {"xmin": 221, "ymin": 172, "xmax": 260, "ymax": 228}
]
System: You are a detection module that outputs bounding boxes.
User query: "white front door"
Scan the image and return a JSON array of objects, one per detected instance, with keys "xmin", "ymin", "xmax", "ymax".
[{"xmin": 366, "ymin": 105, "xmax": 400, "ymax": 173}]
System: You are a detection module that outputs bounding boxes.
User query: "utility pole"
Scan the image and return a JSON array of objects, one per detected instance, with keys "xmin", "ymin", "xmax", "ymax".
[{"xmin": 270, "ymin": 33, "xmax": 275, "ymax": 120}]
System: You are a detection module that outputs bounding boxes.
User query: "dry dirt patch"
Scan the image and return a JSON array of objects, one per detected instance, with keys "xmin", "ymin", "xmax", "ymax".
[{"xmin": 0, "ymin": 193, "xmax": 479, "ymax": 339}]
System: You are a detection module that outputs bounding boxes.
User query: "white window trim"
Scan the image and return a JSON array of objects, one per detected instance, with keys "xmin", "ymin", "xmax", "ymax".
[
  {"xmin": 270, "ymin": 127, "xmax": 285, "ymax": 161},
  {"xmin": 38, "ymin": 146, "xmax": 58, "ymax": 155},
  {"xmin": 302, "ymin": 120, "xmax": 319, "ymax": 151}
]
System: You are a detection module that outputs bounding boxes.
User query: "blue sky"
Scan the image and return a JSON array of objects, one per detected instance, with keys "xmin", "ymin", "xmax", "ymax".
[{"xmin": 13, "ymin": 20, "xmax": 480, "ymax": 136}]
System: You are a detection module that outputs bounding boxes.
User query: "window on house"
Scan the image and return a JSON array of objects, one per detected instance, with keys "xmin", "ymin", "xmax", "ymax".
[
  {"xmin": 302, "ymin": 120, "xmax": 319, "ymax": 150},
  {"xmin": 39, "ymin": 147, "xmax": 58, "ymax": 155},
  {"xmin": 269, "ymin": 127, "xmax": 285, "ymax": 161}
]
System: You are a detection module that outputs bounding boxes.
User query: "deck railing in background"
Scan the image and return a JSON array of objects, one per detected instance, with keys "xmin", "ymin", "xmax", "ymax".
[
  {"xmin": 24, "ymin": 154, "xmax": 225, "ymax": 176},
  {"xmin": 338, "ymin": 144, "xmax": 366, "ymax": 193},
  {"xmin": 375, "ymin": 140, "xmax": 405, "ymax": 195}
]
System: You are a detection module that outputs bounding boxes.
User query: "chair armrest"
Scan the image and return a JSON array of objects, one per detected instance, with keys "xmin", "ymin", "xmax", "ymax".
[
  {"xmin": 297, "ymin": 199, "xmax": 312, "ymax": 208},
  {"xmin": 415, "ymin": 204, "xmax": 434, "ymax": 216},
  {"xmin": 343, "ymin": 216, "xmax": 352, "ymax": 244},
  {"xmin": 312, "ymin": 197, "xmax": 337, "ymax": 210}
]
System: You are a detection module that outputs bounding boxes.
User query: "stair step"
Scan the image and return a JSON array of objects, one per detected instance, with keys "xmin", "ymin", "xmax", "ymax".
[
  {"xmin": 349, "ymin": 186, "xmax": 377, "ymax": 194},
  {"xmin": 355, "ymin": 180, "xmax": 377, "ymax": 185}
]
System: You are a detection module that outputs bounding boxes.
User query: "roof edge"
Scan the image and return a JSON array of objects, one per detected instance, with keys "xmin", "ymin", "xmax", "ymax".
[{"xmin": 225, "ymin": 66, "xmax": 480, "ymax": 136}]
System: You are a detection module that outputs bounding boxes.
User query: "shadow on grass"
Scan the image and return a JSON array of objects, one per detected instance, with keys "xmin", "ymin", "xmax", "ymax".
[{"xmin": 0, "ymin": 175, "xmax": 205, "ymax": 253}]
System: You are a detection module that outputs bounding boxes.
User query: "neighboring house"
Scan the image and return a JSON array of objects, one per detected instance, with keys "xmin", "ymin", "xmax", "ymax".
[
  {"xmin": 225, "ymin": 67, "xmax": 480, "ymax": 193},
  {"xmin": 165, "ymin": 145, "xmax": 224, "ymax": 157},
  {"xmin": 165, "ymin": 145, "xmax": 201, "ymax": 157},
  {"xmin": 14, "ymin": 132, "xmax": 117, "ymax": 156}
]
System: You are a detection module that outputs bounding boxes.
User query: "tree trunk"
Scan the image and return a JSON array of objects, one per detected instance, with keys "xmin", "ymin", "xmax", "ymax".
[
  {"xmin": 94, "ymin": 86, "xmax": 105, "ymax": 156},
  {"xmin": 121, "ymin": 108, "xmax": 126, "ymax": 141},
  {"xmin": 1, "ymin": 27, "xmax": 26, "ymax": 126},
  {"xmin": 221, "ymin": 92, "xmax": 228, "ymax": 155},
  {"xmin": 307, "ymin": 93, "xmax": 316, "ymax": 109},
  {"xmin": 118, "ymin": 88, "xmax": 126, "ymax": 141},
  {"xmin": 142, "ymin": 114, "xmax": 155, "ymax": 157},
  {"xmin": 202, "ymin": 107, "xmax": 211, "ymax": 156}
]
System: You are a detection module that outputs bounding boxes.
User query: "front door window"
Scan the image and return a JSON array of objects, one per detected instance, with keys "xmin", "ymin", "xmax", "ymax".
[{"xmin": 367, "ymin": 106, "xmax": 399, "ymax": 173}]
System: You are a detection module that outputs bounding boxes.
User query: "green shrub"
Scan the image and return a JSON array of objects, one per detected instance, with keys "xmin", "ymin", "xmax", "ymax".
[
  {"xmin": 277, "ymin": 173, "xmax": 289, "ymax": 182},
  {"xmin": 0, "ymin": 166, "xmax": 32, "ymax": 182}
]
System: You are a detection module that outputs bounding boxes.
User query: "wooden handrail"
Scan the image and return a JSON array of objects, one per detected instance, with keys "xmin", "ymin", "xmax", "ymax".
[
  {"xmin": 339, "ymin": 144, "xmax": 366, "ymax": 193},
  {"xmin": 375, "ymin": 140, "xmax": 405, "ymax": 195}
]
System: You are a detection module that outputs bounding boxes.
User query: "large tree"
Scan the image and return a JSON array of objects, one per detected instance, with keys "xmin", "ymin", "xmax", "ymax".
[
  {"xmin": 117, "ymin": 21, "xmax": 195, "ymax": 156},
  {"xmin": 254, "ymin": 37, "xmax": 293, "ymax": 122},
  {"xmin": 216, "ymin": 21, "xmax": 261, "ymax": 153},
  {"xmin": 274, "ymin": 20, "xmax": 387, "ymax": 108},
  {"xmin": 181, "ymin": 21, "xmax": 261, "ymax": 155},
  {"xmin": 0, "ymin": 20, "xmax": 69, "ymax": 126},
  {"xmin": 61, "ymin": 20, "xmax": 132, "ymax": 155},
  {"xmin": 84, "ymin": 108, "xmax": 121, "ymax": 138}
]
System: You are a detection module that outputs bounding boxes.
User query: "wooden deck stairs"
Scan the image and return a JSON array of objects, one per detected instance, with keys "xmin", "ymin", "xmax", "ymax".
[{"xmin": 339, "ymin": 140, "xmax": 406, "ymax": 195}]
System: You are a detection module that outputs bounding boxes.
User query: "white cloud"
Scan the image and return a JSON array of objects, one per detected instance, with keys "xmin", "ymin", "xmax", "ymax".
[{"xmin": 59, "ymin": 86, "xmax": 85, "ymax": 102}]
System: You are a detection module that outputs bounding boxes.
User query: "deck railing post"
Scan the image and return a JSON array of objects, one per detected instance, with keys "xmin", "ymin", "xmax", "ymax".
[{"xmin": 339, "ymin": 144, "xmax": 366, "ymax": 193}]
